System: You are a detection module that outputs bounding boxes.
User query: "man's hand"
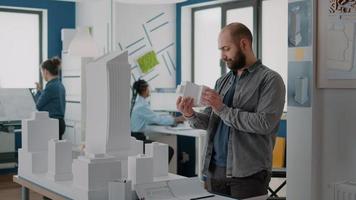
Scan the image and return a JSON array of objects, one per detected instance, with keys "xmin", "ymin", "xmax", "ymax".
[
  {"xmin": 176, "ymin": 96, "xmax": 194, "ymax": 118},
  {"xmin": 35, "ymin": 82, "xmax": 43, "ymax": 91},
  {"xmin": 201, "ymin": 88, "xmax": 224, "ymax": 112}
]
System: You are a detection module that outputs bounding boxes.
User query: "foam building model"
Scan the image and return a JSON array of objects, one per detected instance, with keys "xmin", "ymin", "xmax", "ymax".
[
  {"xmin": 145, "ymin": 142, "xmax": 169, "ymax": 177},
  {"xmin": 72, "ymin": 51, "xmax": 131, "ymax": 199},
  {"xmin": 176, "ymin": 81, "xmax": 207, "ymax": 106},
  {"xmin": 129, "ymin": 137, "xmax": 144, "ymax": 156},
  {"xmin": 108, "ymin": 179, "xmax": 132, "ymax": 200},
  {"xmin": 47, "ymin": 139, "xmax": 73, "ymax": 181},
  {"xmin": 18, "ymin": 112, "xmax": 58, "ymax": 175},
  {"xmin": 18, "ymin": 51, "xmax": 161, "ymax": 200},
  {"xmin": 128, "ymin": 154, "xmax": 153, "ymax": 188}
]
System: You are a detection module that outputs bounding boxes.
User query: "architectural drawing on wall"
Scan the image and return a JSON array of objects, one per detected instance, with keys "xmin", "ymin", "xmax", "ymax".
[
  {"xmin": 318, "ymin": 0, "xmax": 356, "ymax": 87},
  {"xmin": 325, "ymin": 0, "xmax": 356, "ymax": 80},
  {"xmin": 116, "ymin": 6, "xmax": 176, "ymax": 88},
  {"xmin": 288, "ymin": 1, "xmax": 311, "ymax": 47},
  {"xmin": 326, "ymin": 22, "xmax": 355, "ymax": 72}
]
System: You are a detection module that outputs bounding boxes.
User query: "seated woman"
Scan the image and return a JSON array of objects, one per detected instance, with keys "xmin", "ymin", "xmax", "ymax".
[
  {"xmin": 34, "ymin": 57, "xmax": 66, "ymax": 140},
  {"xmin": 130, "ymin": 79, "xmax": 184, "ymax": 162}
]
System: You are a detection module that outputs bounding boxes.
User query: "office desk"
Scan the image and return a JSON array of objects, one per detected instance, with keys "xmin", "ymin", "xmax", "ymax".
[{"xmin": 146, "ymin": 125, "xmax": 206, "ymax": 178}]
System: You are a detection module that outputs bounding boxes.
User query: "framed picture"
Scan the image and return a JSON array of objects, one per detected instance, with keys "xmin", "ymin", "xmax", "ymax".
[{"xmin": 317, "ymin": 0, "xmax": 356, "ymax": 88}]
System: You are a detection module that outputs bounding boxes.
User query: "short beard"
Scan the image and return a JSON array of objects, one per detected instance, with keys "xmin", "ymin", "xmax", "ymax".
[{"xmin": 229, "ymin": 50, "xmax": 246, "ymax": 71}]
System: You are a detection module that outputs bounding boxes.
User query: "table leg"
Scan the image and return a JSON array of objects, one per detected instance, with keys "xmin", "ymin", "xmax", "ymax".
[{"xmin": 21, "ymin": 186, "xmax": 29, "ymax": 200}]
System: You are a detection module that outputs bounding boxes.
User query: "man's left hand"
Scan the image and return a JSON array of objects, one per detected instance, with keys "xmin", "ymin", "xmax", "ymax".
[{"xmin": 201, "ymin": 88, "xmax": 224, "ymax": 112}]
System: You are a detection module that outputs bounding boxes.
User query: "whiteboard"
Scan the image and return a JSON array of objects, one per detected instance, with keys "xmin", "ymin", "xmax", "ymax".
[{"xmin": 0, "ymin": 89, "xmax": 36, "ymax": 121}]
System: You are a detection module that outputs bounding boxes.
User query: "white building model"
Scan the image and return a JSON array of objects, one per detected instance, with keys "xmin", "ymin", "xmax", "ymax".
[
  {"xmin": 18, "ymin": 112, "xmax": 58, "ymax": 175},
  {"xmin": 18, "ymin": 51, "xmax": 169, "ymax": 200},
  {"xmin": 176, "ymin": 81, "xmax": 207, "ymax": 106}
]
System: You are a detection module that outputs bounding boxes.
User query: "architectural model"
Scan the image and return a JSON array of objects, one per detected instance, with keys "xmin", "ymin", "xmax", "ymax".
[
  {"xmin": 85, "ymin": 51, "xmax": 131, "ymax": 156},
  {"xmin": 18, "ymin": 111, "xmax": 58, "ymax": 175},
  {"xmin": 18, "ymin": 51, "xmax": 171, "ymax": 200},
  {"xmin": 128, "ymin": 154, "xmax": 153, "ymax": 187},
  {"xmin": 47, "ymin": 139, "xmax": 73, "ymax": 181},
  {"xmin": 145, "ymin": 142, "xmax": 169, "ymax": 177},
  {"xmin": 108, "ymin": 179, "xmax": 132, "ymax": 200},
  {"xmin": 176, "ymin": 81, "xmax": 207, "ymax": 106}
]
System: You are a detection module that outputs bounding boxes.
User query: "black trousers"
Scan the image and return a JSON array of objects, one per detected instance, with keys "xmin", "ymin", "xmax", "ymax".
[
  {"xmin": 206, "ymin": 163, "xmax": 271, "ymax": 199},
  {"xmin": 58, "ymin": 118, "xmax": 66, "ymax": 140},
  {"xmin": 131, "ymin": 132, "xmax": 174, "ymax": 163}
]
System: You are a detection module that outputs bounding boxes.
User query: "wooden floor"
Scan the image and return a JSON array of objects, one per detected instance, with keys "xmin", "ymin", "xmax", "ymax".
[{"xmin": 0, "ymin": 174, "xmax": 42, "ymax": 200}]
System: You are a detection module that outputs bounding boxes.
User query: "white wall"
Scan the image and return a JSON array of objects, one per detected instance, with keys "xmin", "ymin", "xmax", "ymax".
[
  {"xmin": 115, "ymin": 3, "xmax": 176, "ymax": 89},
  {"xmin": 319, "ymin": 89, "xmax": 356, "ymax": 200}
]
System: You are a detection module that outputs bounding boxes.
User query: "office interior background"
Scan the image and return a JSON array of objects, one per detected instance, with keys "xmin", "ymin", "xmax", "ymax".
[{"xmin": 0, "ymin": 0, "xmax": 356, "ymax": 200}]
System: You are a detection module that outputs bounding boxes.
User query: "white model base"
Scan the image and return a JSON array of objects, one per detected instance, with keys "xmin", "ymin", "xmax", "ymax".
[
  {"xmin": 72, "ymin": 154, "xmax": 122, "ymax": 200},
  {"xmin": 47, "ymin": 139, "xmax": 73, "ymax": 181},
  {"xmin": 108, "ymin": 179, "xmax": 132, "ymax": 200},
  {"xmin": 128, "ymin": 154, "xmax": 153, "ymax": 188},
  {"xmin": 145, "ymin": 142, "xmax": 168, "ymax": 177},
  {"xmin": 18, "ymin": 149, "xmax": 48, "ymax": 175}
]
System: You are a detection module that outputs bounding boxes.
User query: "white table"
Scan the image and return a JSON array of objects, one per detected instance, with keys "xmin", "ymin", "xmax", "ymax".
[
  {"xmin": 14, "ymin": 173, "xmax": 185, "ymax": 200},
  {"xmin": 145, "ymin": 125, "xmax": 206, "ymax": 179}
]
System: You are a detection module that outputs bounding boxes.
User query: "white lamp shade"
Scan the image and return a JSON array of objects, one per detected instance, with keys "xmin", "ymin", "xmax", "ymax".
[{"xmin": 68, "ymin": 27, "xmax": 99, "ymax": 57}]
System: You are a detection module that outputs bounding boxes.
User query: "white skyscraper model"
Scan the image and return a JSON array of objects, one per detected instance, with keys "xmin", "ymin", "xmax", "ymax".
[
  {"xmin": 47, "ymin": 139, "xmax": 73, "ymax": 181},
  {"xmin": 145, "ymin": 142, "xmax": 169, "ymax": 177},
  {"xmin": 85, "ymin": 51, "xmax": 131, "ymax": 157},
  {"xmin": 18, "ymin": 112, "xmax": 58, "ymax": 175},
  {"xmin": 72, "ymin": 51, "xmax": 131, "ymax": 200}
]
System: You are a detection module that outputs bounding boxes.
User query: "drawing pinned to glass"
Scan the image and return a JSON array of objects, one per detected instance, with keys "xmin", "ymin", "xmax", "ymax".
[{"xmin": 288, "ymin": 1, "xmax": 312, "ymax": 47}]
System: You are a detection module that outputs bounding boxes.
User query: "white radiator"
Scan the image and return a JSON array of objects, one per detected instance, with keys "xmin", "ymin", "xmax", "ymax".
[{"xmin": 332, "ymin": 180, "xmax": 356, "ymax": 200}]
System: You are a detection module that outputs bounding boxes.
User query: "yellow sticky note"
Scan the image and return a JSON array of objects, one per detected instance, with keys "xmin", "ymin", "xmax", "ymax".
[{"xmin": 295, "ymin": 48, "xmax": 304, "ymax": 61}]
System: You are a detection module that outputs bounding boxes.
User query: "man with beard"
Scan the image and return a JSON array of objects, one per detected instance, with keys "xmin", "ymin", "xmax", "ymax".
[{"xmin": 176, "ymin": 22, "xmax": 285, "ymax": 199}]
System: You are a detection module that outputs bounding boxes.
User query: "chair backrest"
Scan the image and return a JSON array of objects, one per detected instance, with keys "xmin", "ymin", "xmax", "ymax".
[
  {"xmin": 272, "ymin": 136, "xmax": 286, "ymax": 168},
  {"xmin": 272, "ymin": 119, "xmax": 287, "ymax": 168}
]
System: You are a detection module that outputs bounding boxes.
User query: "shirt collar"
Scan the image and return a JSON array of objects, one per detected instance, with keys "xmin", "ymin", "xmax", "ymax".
[
  {"xmin": 247, "ymin": 59, "xmax": 261, "ymax": 73},
  {"xmin": 47, "ymin": 77, "xmax": 59, "ymax": 84},
  {"xmin": 136, "ymin": 95, "xmax": 149, "ymax": 105}
]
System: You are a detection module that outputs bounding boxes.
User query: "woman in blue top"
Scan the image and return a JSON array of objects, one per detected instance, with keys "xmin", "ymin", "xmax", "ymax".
[
  {"xmin": 35, "ymin": 57, "xmax": 66, "ymax": 140},
  {"xmin": 130, "ymin": 79, "xmax": 184, "ymax": 162}
]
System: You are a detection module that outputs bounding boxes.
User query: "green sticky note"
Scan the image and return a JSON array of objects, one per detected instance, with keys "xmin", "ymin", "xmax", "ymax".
[{"xmin": 137, "ymin": 51, "xmax": 159, "ymax": 73}]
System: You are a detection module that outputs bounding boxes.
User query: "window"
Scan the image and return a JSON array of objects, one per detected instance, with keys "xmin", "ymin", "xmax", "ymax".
[
  {"xmin": 188, "ymin": 0, "xmax": 287, "ymax": 110},
  {"xmin": 0, "ymin": 8, "xmax": 43, "ymax": 88},
  {"xmin": 192, "ymin": 1, "xmax": 258, "ymax": 88},
  {"xmin": 262, "ymin": 0, "xmax": 288, "ymax": 110}
]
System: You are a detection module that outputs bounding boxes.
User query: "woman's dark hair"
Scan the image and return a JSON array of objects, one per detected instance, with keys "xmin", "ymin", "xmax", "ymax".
[
  {"xmin": 41, "ymin": 57, "xmax": 61, "ymax": 76},
  {"xmin": 130, "ymin": 79, "xmax": 148, "ymax": 115}
]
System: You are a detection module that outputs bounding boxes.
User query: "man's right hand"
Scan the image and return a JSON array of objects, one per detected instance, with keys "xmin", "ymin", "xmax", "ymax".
[{"xmin": 176, "ymin": 96, "xmax": 194, "ymax": 118}]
